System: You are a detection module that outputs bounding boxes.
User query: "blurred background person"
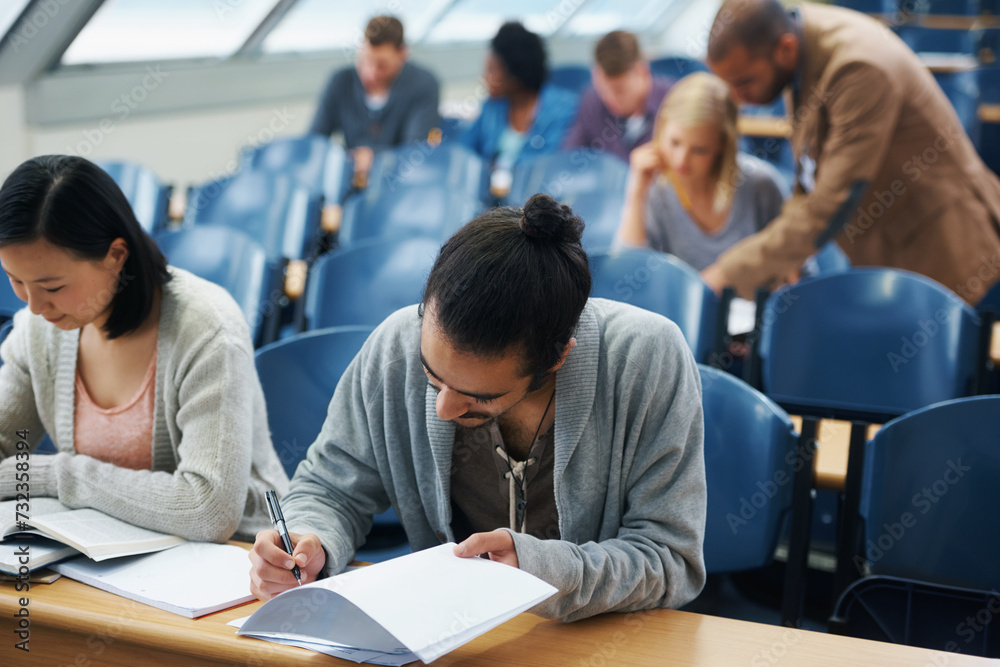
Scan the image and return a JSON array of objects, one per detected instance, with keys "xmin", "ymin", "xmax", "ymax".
[
  {"xmin": 460, "ymin": 21, "xmax": 578, "ymax": 198},
  {"xmin": 310, "ymin": 15, "xmax": 440, "ymax": 187},
  {"xmin": 564, "ymin": 30, "xmax": 674, "ymax": 162},
  {"xmin": 616, "ymin": 72, "xmax": 787, "ymax": 272}
]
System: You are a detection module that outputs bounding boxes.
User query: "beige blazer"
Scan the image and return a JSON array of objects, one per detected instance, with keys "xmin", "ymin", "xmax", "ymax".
[{"xmin": 716, "ymin": 3, "xmax": 1000, "ymax": 304}]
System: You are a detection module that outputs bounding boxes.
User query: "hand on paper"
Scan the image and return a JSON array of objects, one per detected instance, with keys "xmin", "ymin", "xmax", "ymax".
[
  {"xmin": 248, "ymin": 529, "xmax": 325, "ymax": 600},
  {"xmin": 453, "ymin": 529, "xmax": 519, "ymax": 568}
]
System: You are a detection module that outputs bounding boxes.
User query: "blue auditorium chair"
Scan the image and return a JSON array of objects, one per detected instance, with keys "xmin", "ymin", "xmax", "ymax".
[
  {"xmin": 649, "ymin": 56, "xmax": 709, "ymax": 80},
  {"xmin": 96, "ymin": 160, "xmax": 172, "ymax": 233},
  {"xmin": 0, "ymin": 279, "xmax": 21, "ymax": 324},
  {"xmin": 338, "ymin": 186, "xmax": 480, "ymax": 247},
  {"xmin": 755, "ymin": 268, "xmax": 989, "ymax": 623},
  {"xmin": 155, "ymin": 226, "xmax": 282, "ymax": 347},
  {"xmin": 506, "ymin": 150, "xmax": 630, "ymax": 206},
  {"xmin": 0, "ymin": 320, "xmax": 12, "ymax": 364},
  {"xmin": 759, "ymin": 269, "xmax": 983, "ymax": 419},
  {"xmin": 305, "ymin": 237, "xmax": 441, "ymax": 330},
  {"xmin": 255, "ymin": 326, "xmax": 373, "ymax": 478},
  {"xmin": 364, "ymin": 141, "xmax": 486, "ymax": 205},
  {"xmin": 553, "ymin": 189, "xmax": 626, "ymax": 254},
  {"xmin": 255, "ymin": 326, "xmax": 410, "ymax": 562},
  {"xmin": 857, "ymin": 395, "xmax": 1000, "ymax": 588},
  {"xmin": 240, "ymin": 134, "xmax": 351, "ymax": 205},
  {"xmin": 802, "ymin": 241, "xmax": 852, "ymax": 277},
  {"xmin": 436, "ymin": 116, "xmax": 470, "ymax": 143},
  {"xmin": 699, "ymin": 366, "xmax": 799, "ymax": 573},
  {"xmin": 589, "ymin": 248, "xmax": 722, "ymax": 363},
  {"xmin": 184, "ymin": 171, "xmax": 322, "ymax": 263},
  {"xmin": 548, "ymin": 64, "xmax": 592, "ymax": 93},
  {"xmin": 831, "ymin": 576, "xmax": 1000, "ymax": 657}
]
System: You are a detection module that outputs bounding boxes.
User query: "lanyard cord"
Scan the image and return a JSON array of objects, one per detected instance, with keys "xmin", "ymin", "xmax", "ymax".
[{"xmin": 496, "ymin": 387, "xmax": 555, "ymax": 533}]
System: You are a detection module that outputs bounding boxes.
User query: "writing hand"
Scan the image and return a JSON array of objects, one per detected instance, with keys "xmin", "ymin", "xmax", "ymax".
[{"xmin": 248, "ymin": 529, "xmax": 325, "ymax": 600}]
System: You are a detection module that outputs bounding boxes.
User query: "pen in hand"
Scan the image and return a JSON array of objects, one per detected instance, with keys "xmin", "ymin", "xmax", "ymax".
[{"xmin": 265, "ymin": 490, "xmax": 302, "ymax": 586}]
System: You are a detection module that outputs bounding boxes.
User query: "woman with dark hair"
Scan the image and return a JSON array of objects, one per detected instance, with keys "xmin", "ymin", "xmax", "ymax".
[
  {"xmin": 250, "ymin": 193, "xmax": 706, "ymax": 623},
  {"xmin": 0, "ymin": 155, "xmax": 288, "ymax": 542},
  {"xmin": 460, "ymin": 22, "xmax": 579, "ymax": 196}
]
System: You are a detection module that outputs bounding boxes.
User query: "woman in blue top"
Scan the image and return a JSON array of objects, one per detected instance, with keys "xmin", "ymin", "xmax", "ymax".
[
  {"xmin": 616, "ymin": 72, "xmax": 788, "ymax": 271},
  {"xmin": 460, "ymin": 22, "xmax": 579, "ymax": 197}
]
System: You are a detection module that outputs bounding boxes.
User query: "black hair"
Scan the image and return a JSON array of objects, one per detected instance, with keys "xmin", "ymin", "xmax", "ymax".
[
  {"xmin": 707, "ymin": 0, "xmax": 795, "ymax": 62},
  {"xmin": 421, "ymin": 193, "xmax": 590, "ymax": 387},
  {"xmin": 0, "ymin": 155, "xmax": 171, "ymax": 339},
  {"xmin": 491, "ymin": 21, "xmax": 548, "ymax": 94}
]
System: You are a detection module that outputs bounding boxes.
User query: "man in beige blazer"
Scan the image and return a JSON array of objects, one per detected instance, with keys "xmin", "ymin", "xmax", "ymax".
[{"xmin": 702, "ymin": 0, "xmax": 1000, "ymax": 304}]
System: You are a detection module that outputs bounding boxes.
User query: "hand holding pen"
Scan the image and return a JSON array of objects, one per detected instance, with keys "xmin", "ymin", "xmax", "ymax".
[{"xmin": 265, "ymin": 490, "xmax": 301, "ymax": 585}]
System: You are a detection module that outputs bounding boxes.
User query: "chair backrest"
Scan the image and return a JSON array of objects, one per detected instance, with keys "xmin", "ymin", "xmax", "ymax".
[
  {"xmin": 506, "ymin": 150, "xmax": 629, "ymax": 206},
  {"xmin": 305, "ymin": 237, "xmax": 441, "ymax": 330},
  {"xmin": 759, "ymin": 268, "xmax": 982, "ymax": 420},
  {"xmin": 255, "ymin": 326, "xmax": 373, "ymax": 478},
  {"xmin": 548, "ymin": 64, "xmax": 592, "ymax": 93},
  {"xmin": 338, "ymin": 187, "xmax": 480, "ymax": 247},
  {"xmin": 0, "ymin": 279, "xmax": 22, "ymax": 323},
  {"xmin": 184, "ymin": 171, "xmax": 322, "ymax": 262},
  {"xmin": 241, "ymin": 134, "xmax": 350, "ymax": 204},
  {"xmin": 860, "ymin": 395, "xmax": 1000, "ymax": 590},
  {"xmin": 831, "ymin": 575, "xmax": 1000, "ymax": 658},
  {"xmin": 155, "ymin": 226, "xmax": 280, "ymax": 346},
  {"xmin": 96, "ymin": 160, "xmax": 172, "ymax": 233},
  {"xmin": 975, "ymin": 275, "xmax": 1000, "ymax": 315},
  {"xmin": 699, "ymin": 366, "xmax": 798, "ymax": 573},
  {"xmin": 802, "ymin": 241, "xmax": 852, "ymax": 277},
  {"xmin": 589, "ymin": 248, "xmax": 719, "ymax": 362},
  {"xmin": 543, "ymin": 189, "xmax": 625, "ymax": 254},
  {"xmin": 366, "ymin": 142, "xmax": 485, "ymax": 204},
  {"xmin": 649, "ymin": 55, "xmax": 709, "ymax": 80}
]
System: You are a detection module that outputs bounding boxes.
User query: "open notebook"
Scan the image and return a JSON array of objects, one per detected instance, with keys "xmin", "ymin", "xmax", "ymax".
[
  {"xmin": 1, "ymin": 497, "xmax": 184, "ymax": 561},
  {"xmin": 236, "ymin": 543, "xmax": 557, "ymax": 664}
]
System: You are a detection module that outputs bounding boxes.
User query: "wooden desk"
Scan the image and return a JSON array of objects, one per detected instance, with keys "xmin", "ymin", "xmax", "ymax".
[
  {"xmin": 737, "ymin": 114, "xmax": 792, "ymax": 138},
  {"xmin": 1, "ymin": 577, "xmax": 993, "ymax": 666},
  {"xmin": 789, "ymin": 416, "xmax": 881, "ymax": 492}
]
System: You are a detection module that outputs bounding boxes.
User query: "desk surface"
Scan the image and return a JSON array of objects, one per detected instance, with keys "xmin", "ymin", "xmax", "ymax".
[{"xmin": 1, "ymin": 574, "xmax": 994, "ymax": 666}]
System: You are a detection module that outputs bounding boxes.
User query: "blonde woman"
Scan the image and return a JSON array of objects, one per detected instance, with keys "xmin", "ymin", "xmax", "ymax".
[{"xmin": 616, "ymin": 72, "xmax": 788, "ymax": 271}]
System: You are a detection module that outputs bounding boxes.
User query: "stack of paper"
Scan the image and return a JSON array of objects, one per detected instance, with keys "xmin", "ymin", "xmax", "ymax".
[
  {"xmin": 236, "ymin": 543, "xmax": 557, "ymax": 664},
  {"xmin": 51, "ymin": 542, "xmax": 255, "ymax": 618}
]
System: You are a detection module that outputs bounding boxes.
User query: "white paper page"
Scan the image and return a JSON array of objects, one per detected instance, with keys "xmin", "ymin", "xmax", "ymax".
[
  {"xmin": 29, "ymin": 508, "xmax": 184, "ymax": 559},
  {"xmin": 51, "ymin": 542, "xmax": 254, "ymax": 617},
  {"xmin": 0, "ymin": 536, "xmax": 80, "ymax": 573},
  {"xmin": 238, "ymin": 582, "xmax": 409, "ymax": 654},
  {"xmin": 328, "ymin": 543, "xmax": 557, "ymax": 662},
  {"xmin": 0, "ymin": 498, "xmax": 70, "ymax": 536},
  {"xmin": 727, "ymin": 297, "xmax": 756, "ymax": 336}
]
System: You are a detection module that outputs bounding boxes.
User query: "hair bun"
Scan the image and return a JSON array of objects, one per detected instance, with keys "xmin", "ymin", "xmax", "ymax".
[{"xmin": 519, "ymin": 193, "xmax": 585, "ymax": 244}]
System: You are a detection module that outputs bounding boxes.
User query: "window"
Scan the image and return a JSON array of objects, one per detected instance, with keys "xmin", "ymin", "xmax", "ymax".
[
  {"xmin": 0, "ymin": 0, "xmax": 31, "ymax": 45},
  {"xmin": 422, "ymin": 0, "xmax": 568, "ymax": 45},
  {"xmin": 61, "ymin": 0, "xmax": 279, "ymax": 65},
  {"xmin": 261, "ymin": 0, "xmax": 437, "ymax": 55},
  {"xmin": 561, "ymin": 0, "xmax": 669, "ymax": 37}
]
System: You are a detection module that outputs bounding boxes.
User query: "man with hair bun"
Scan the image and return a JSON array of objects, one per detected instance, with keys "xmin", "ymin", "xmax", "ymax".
[
  {"xmin": 249, "ymin": 194, "xmax": 707, "ymax": 622},
  {"xmin": 564, "ymin": 30, "xmax": 675, "ymax": 161},
  {"xmin": 310, "ymin": 15, "xmax": 440, "ymax": 186},
  {"xmin": 702, "ymin": 0, "xmax": 1000, "ymax": 303}
]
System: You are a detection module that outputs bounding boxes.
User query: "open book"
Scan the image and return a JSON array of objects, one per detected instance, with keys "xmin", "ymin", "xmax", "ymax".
[
  {"xmin": 237, "ymin": 543, "xmax": 557, "ymax": 665},
  {"xmin": 0, "ymin": 497, "xmax": 184, "ymax": 561},
  {"xmin": 0, "ymin": 536, "xmax": 79, "ymax": 574},
  {"xmin": 51, "ymin": 542, "xmax": 256, "ymax": 618}
]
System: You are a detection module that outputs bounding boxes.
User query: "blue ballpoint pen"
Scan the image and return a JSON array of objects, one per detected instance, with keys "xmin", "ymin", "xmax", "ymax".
[{"xmin": 265, "ymin": 490, "xmax": 302, "ymax": 585}]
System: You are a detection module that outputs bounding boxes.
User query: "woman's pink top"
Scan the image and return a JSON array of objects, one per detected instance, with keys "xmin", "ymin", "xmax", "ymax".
[{"xmin": 73, "ymin": 349, "xmax": 156, "ymax": 471}]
